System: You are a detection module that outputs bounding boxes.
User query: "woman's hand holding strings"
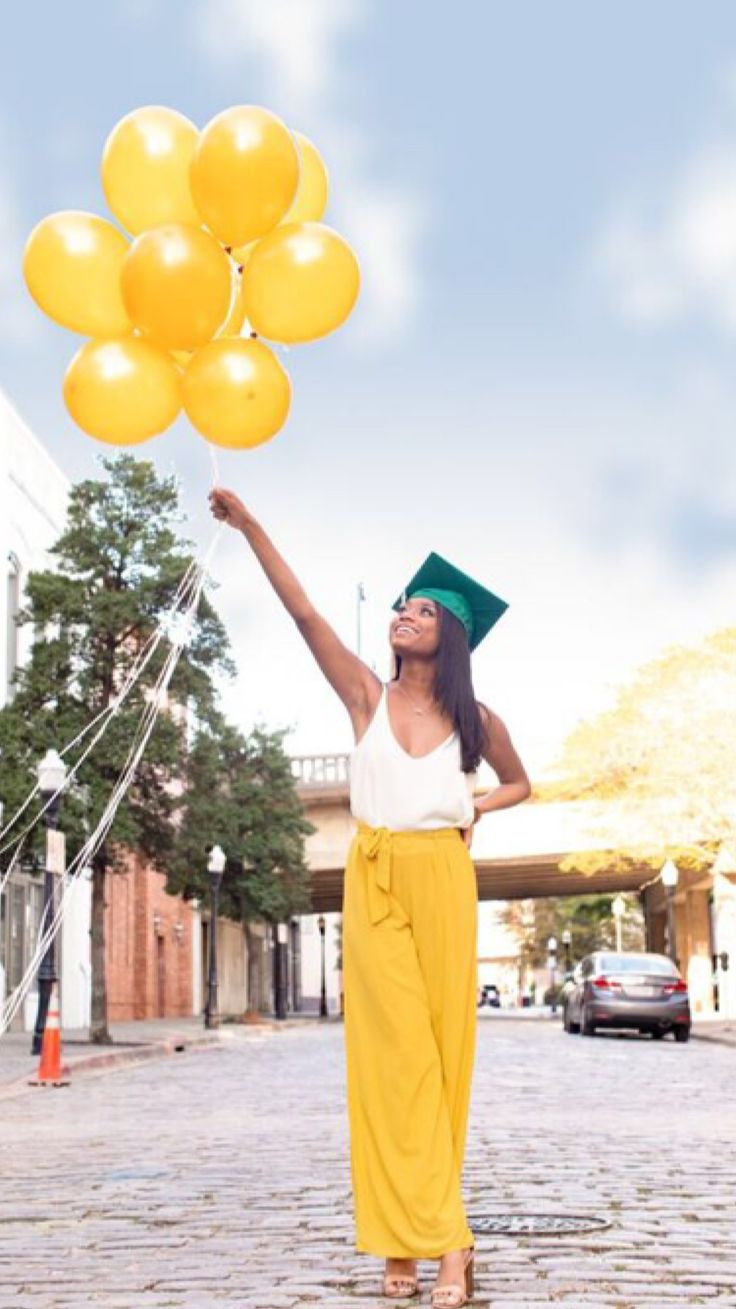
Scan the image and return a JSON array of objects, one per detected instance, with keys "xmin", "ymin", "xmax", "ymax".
[{"xmin": 208, "ymin": 487, "xmax": 254, "ymax": 534}]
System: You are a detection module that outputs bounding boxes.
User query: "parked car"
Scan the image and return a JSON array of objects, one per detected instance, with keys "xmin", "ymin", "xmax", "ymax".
[
  {"xmin": 563, "ymin": 951, "xmax": 691, "ymax": 1041},
  {"xmin": 478, "ymin": 984, "xmax": 501, "ymax": 1008}
]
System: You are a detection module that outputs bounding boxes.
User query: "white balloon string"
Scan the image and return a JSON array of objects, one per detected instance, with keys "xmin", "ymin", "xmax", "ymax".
[
  {"xmin": 0, "ymin": 618, "xmax": 168, "ymax": 893},
  {"xmin": 207, "ymin": 440, "xmax": 221, "ymax": 489},
  {"xmin": 0, "ymin": 527, "xmax": 223, "ymax": 1038},
  {"xmin": 0, "ymin": 557, "xmax": 201, "ymax": 863}
]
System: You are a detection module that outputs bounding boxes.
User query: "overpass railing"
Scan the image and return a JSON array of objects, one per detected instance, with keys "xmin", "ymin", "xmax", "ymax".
[{"xmin": 291, "ymin": 753, "xmax": 351, "ymax": 788}]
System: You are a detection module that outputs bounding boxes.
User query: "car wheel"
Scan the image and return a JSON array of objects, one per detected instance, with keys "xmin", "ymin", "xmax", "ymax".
[
  {"xmin": 674, "ymin": 1027, "xmax": 691, "ymax": 1043},
  {"xmin": 581, "ymin": 1006, "xmax": 596, "ymax": 1037}
]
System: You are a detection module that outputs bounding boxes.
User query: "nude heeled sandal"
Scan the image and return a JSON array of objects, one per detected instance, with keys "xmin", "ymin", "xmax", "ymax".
[
  {"xmin": 430, "ymin": 1245, "xmax": 475, "ymax": 1307},
  {"xmin": 382, "ymin": 1259, "xmax": 420, "ymax": 1299}
]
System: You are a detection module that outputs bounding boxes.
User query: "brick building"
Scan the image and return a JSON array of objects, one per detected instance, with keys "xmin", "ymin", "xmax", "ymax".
[{"xmin": 105, "ymin": 854, "xmax": 195, "ymax": 1022}]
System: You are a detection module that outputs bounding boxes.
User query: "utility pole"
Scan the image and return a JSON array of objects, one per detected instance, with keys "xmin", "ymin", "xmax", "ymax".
[{"xmin": 356, "ymin": 582, "xmax": 366, "ymax": 657}]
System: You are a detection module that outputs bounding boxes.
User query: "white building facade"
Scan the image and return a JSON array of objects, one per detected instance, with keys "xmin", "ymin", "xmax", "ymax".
[{"xmin": 0, "ymin": 391, "xmax": 91, "ymax": 1031}]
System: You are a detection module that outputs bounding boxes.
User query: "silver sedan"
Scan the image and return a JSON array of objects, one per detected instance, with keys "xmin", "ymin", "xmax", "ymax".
[{"xmin": 563, "ymin": 951, "xmax": 691, "ymax": 1042}]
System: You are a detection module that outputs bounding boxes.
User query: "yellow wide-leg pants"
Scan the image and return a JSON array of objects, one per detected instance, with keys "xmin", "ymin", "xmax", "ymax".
[{"xmin": 342, "ymin": 822, "xmax": 478, "ymax": 1258}]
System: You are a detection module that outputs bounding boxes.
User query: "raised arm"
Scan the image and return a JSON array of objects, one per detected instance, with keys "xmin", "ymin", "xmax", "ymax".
[{"xmin": 209, "ymin": 487, "xmax": 381, "ymax": 733}]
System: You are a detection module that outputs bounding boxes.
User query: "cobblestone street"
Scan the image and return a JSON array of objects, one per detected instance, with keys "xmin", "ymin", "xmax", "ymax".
[{"xmin": 1, "ymin": 1017, "xmax": 735, "ymax": 1308}]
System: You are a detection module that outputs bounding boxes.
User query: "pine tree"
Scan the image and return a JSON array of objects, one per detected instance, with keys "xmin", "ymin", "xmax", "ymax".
[{"xmin": 0, "ymin": 455, "xmax": 232, "ymax": 1042}]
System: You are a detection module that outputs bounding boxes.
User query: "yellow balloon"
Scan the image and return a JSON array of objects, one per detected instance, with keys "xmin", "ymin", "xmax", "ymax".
[
  {"xmin": 23, "ymin": 211, "xmax": 130, "ymax": 337},
  {"xmin": 229, "ymin": 132, "xmax": 327, "ymax": 261},
  {"xmin": 191, "ymin": 106, "xmax": 300, "ymax": 247},
  {"xmin": 168, "ymin": 265, "xmax": 244, "ymax": 368},
  {"xmin": 63, "ymin": 338, "xmax": 181, "ymax": 444},
  {"xmin": 183, "ymin": 338, "xmax": 291, "ymax": 448},
  {"xmin": 241, "ymin": 222, "xmax": 360, "ymax": 344},
  {"xmin": 121, "ymin": 223, "xmax": 232, "ymax": 351},
  {"xmin": 285, "ymin": 132, "xmax": 329, "ymax": 224},
  {"xmin": 101, "ymin": 106, "xmax": 200, "ymax": 235},
  {"xmin": 220, "ymin": 266, "xmax": 246, "ymax": 337},
  {"xmin": 229, "ymin": 240, "xmax": 255, "ymax": 268}
]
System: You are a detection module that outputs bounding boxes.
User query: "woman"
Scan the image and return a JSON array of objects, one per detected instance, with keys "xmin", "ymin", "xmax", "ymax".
[{"xmin": 209, "ymin": 488, "xmax": 531, "ymax": 1307}]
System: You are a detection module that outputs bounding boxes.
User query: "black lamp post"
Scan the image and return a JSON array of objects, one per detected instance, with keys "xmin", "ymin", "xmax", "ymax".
[
  {"xmin": 204, "ymin": 844, "xmax": 226, "ymax": 1029},
  {"xmin": 32, "ymin": 749, "xmax": 68, "ymax": 1056},
  {"xmin": 290, "ymin": 916, "xmax": 301, "ymax": 1012},
  {"xmin": 318, "ymin": 914, "xmax": 327, "ymax": 1018},
  {"xmin": 274, "ymin": 922, "xmax": 288, "ymax": 1019},
  {"xmin": 547, "ymin": 935, "xmax": 558, "ymax": 1014},
  {"xmin": 661, "ymin": 859, "xmax": 679, "ymax": 965},
  {"xmin": 562, "ymin": 927, "xmax": 572, "ymax": 980}
]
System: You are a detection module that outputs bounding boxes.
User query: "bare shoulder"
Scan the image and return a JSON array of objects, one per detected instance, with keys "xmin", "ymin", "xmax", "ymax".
[
  {"xmin": 476, "ymin": 701, "xmax": 508, "ymax": 738},
  {"xmin": 476, "ymin": 701, "xmax": 523, "ymax": 770}
]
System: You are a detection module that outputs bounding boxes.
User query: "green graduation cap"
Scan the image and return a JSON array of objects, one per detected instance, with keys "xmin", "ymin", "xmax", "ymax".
[{"xmin": 392, "ymin": 551, "xmax": 508, "ymax": 651}]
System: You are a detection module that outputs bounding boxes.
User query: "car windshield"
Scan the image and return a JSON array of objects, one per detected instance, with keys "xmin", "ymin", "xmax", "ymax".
[{"xmin": 598, "ymin": 954, "xmax": 678, "ymax": 976}]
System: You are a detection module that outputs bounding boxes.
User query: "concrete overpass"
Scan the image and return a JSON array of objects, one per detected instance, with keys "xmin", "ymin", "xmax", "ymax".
[{"xmin": 292, "ymin": 753, "xmax": 653, "ymax": 913}]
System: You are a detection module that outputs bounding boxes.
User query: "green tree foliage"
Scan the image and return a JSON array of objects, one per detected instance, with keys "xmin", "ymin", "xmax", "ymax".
[
  {"xmin": 167, "ymin": 715, "xmax": 315, "ymax": 1014},
  {"xmin": 168, "ymin": 713, "xmax": 314, "ymax": 925},
  {"xmin": 0, "ymin": 455, "xmax": 232, "ymax": 1040},
  {"xmin": 501, "ymin": 893, "xmax": 645, "ymax": 975}
]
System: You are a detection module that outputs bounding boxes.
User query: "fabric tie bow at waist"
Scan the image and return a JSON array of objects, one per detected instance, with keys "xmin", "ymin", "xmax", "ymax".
[{"xmin": 356, "ymin": 823, "xmax": 393, "ymax": 926}]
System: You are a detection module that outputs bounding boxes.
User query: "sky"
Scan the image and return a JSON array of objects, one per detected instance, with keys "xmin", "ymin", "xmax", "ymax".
[{"xmin": 1, "ymin": 1, "xmax": 735, "ymax": 777}]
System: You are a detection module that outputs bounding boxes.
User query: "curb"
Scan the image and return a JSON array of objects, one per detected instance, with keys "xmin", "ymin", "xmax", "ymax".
[
  {"xmin": 0, "ymin": 1031, "xmax": 224, "ymax": 1102},
  {"xmin": 0, "ymin": 1010, "xmax": 332, "ymax": 1104},
  {"xmin": 0, "ymin": 1016, "xmax": 327, "ymax": 1102},
  {"xmin": 692, "ymin": 1027, "xmax": 736, "ymax": 1050}
]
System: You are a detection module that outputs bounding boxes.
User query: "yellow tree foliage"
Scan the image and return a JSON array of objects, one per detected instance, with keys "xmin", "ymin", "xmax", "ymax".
[{"xmin": 545, "ymin": 629, "xmax": 736, "ymax": 875}]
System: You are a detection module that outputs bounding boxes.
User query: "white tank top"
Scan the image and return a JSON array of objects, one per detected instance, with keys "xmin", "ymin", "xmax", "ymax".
[{"xmin": 350, "ymin": 683, "xmax": 477, "ymax": 831}]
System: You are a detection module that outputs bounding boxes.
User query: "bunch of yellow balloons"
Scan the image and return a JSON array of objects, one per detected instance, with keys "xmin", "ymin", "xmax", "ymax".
[{"xmin": 24, "ymin": 105, "xmax": 361, "ymax": 449}]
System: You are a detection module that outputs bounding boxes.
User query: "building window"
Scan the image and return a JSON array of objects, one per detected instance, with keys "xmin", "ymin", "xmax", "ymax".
[{"xmin": 6, "ymin": 553, "xmax": 21, "ymax": 702}]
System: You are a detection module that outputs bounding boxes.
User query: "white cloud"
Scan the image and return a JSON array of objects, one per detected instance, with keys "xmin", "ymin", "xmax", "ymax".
[
  {"xmin": 192, "ymin": 0, "xmax": 423, "ymax": 344},
  {"xmin": 595, "ymin": 144, "xmax": 736, "ymax": 331},
  {"xmin": 196, "ymin": 0, "xmax": 360, "ymax": 113}
]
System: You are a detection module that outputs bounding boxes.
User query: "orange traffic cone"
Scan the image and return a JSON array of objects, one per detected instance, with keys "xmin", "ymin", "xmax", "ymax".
[{"xmin": 29, "ymin": 982, "xmax": 69, "ymax": 1087}]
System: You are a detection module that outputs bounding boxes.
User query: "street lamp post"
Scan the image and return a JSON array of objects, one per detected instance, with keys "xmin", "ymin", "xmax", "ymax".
[
  {"xmin": 356, "ymin": 583, "xmax": 366, "ymax": 657},
  {"xmin": 318, "ymin": 914, "xmax": 328, "ymax": 1018},
  {"xmin": 274, "ymin": 922, "xmax": 288, "ymax": 1019},
  {"xmin": 660, "ymin": 859, "xmax": 679, "ymax": 965},
  {"xmin": 612, "ymin": 894, "xmax": 626, "ymax": 953},
  {"xmin": 32, "ymin": 749, "xmax": 68, "ymax": 1056},
  {"xmin": 547, "ymin": 936, "xmax": 558, "ymax": 1014},
  {"xmin": 204, "ymin": 845, "xmax": 226, "ymax": 1029},
  {"xmin": 561, "ymin": 928, "xmax": 572, "ymax": 980}
]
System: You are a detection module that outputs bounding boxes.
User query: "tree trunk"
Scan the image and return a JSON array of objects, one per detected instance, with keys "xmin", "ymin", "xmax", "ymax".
[{"xmin": 90, "ymin": 850, "xmax": 112, "ymax": 1044}]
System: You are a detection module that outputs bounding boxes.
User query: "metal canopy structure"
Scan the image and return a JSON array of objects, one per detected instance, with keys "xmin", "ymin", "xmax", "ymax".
[{"xmin": 308, "ymin": 851, "xmax": 651, "ymax": 913}]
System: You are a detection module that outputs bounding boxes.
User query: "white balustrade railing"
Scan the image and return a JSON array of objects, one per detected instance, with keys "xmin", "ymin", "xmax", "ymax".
[{"xmin": 291, "ymin": 753, "xmax": 351, "ymax": 788}]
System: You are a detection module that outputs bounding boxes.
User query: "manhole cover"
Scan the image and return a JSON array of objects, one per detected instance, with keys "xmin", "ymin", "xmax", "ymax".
[{"xmin": 469, "ymin": 1213, "xmax": 612, "ymax": 1236}]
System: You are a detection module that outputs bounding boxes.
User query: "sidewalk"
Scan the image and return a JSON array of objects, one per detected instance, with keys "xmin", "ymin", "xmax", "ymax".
[
  {"xmin": 691, "ymin": 1013, "xmax": 736, "ymax": 1048},
  {"xmin": 0, "ymin": 1012, "xmax": 328, "ymax": 1098},
  {"xmin": 480, "ymin": 1005, "xmax": 736, "ymax": 1047}
]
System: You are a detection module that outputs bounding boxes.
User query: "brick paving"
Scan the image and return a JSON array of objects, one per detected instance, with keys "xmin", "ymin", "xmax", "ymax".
[{"xmin": 0, "ymin": 1016, "xmax": 734, "ymax": 1307}]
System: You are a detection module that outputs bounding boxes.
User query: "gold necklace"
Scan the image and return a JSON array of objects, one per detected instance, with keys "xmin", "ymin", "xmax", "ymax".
[{"xmin": 396, "ymin": 681, "xmax": 434, "ymax": 716}]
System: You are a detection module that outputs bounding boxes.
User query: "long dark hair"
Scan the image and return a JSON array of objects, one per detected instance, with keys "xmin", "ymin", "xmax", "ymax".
[{"xmin": 393, "ymin": 605, "xmax": 489, "ymax": 772}]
